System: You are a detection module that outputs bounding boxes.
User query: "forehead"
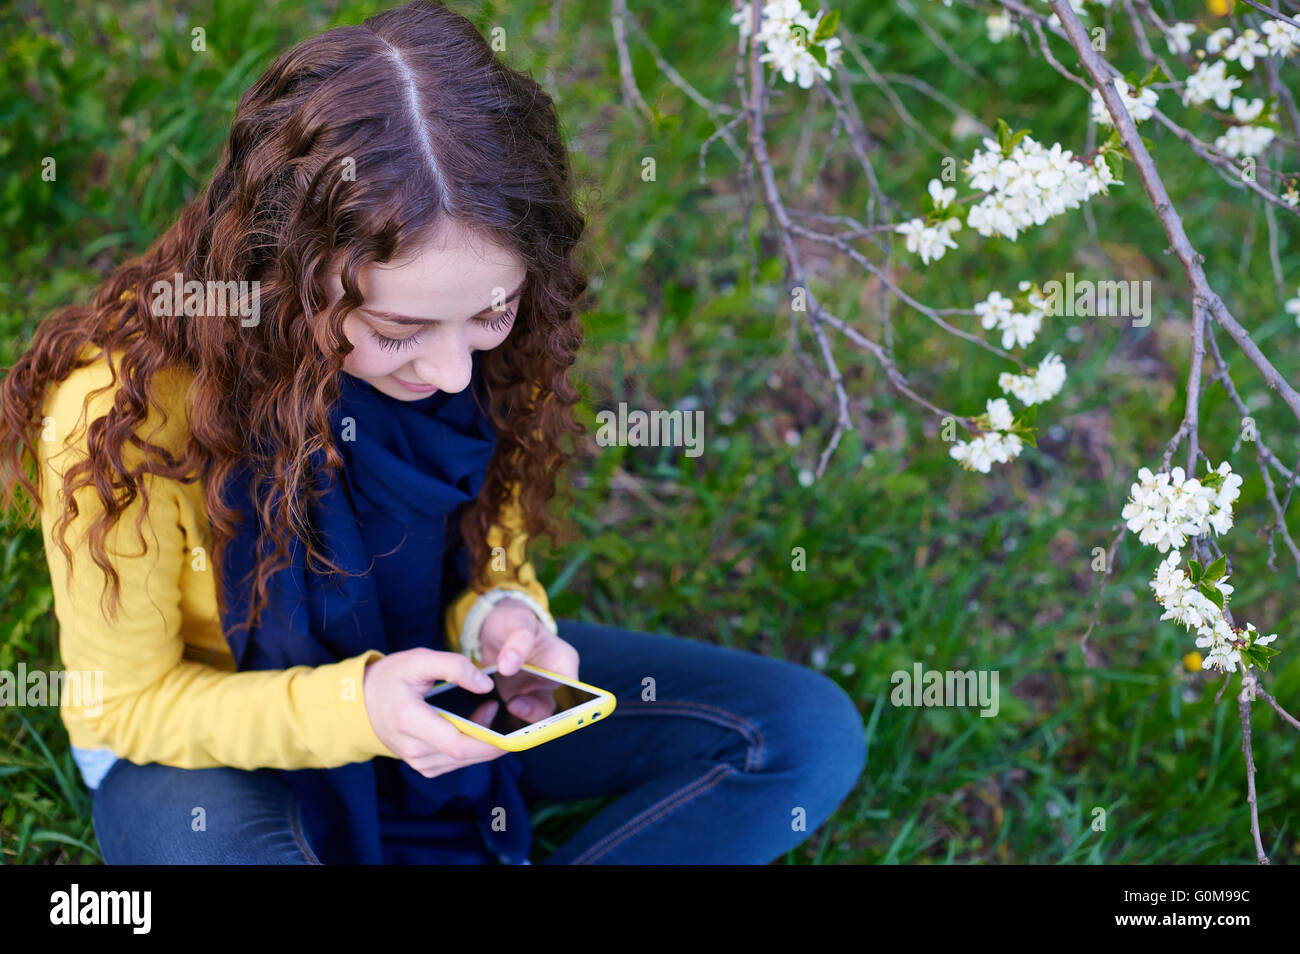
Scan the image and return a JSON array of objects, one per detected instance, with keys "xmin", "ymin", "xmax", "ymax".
[{"xmin": 356, "ymin": 228, "xmax": 526, "ymax": 316}]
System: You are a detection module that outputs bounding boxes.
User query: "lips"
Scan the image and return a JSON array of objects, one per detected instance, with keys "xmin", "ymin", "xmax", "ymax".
[{"xmin": 393, "ymin": 377, "xmax": 438, "ymax": 393}]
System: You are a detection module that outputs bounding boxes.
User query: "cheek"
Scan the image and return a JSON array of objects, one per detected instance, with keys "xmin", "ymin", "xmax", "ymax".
[{"xmin": 341, "ymin": 319, "xmax": 403, "ymax": 376}]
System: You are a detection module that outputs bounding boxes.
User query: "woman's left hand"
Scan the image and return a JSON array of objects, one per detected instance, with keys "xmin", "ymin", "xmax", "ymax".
[{"xmin": 477, "ymin": 596, "xmax": 580, "ymax": 723}]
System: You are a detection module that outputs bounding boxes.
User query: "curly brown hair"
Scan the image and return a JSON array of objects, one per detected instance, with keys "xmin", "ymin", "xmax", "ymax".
[{"xmin": 0, "ymin": 0, "xmax": 589, "ymax": 637}]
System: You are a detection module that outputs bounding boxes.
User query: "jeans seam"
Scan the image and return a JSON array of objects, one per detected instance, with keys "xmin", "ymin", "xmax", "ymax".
[
  {"xmin": 571, "ymin": 763, "xmax": 735, "ymax": 864},
  {"xmin": 607, "ymin": 699, "xmax": 766, "ymax": 771},
  {"xmin": 288, "ymin": 797, "xmax": 322, "ymax": 865},
  {"xmin": 565, "ymin": 698, "xmax": 764, "ymax": 864}
]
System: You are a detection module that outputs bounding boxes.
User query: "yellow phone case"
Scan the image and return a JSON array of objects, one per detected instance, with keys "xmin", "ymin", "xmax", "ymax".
[{"xmin": 428, "ymin": 663, "xmax": 617, "ymax": 752}]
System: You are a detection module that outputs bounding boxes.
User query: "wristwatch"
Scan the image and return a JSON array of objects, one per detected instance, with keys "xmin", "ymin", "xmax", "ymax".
[{"xmin": 457, "ymin": 587, "xmax": 558, "ymax": 666}]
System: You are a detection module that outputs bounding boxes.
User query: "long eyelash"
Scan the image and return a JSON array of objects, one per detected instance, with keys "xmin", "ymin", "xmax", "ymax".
[
  {"xmin": 369, "ymin": 327, "xmax": 421, "ymax": 352},
  {"xmin": 367, "ymin": 305, "xmax": 516, "ymax": 351},
  {"xmin": 477, "ymin": 306, "xmax": 517, "ymax": 333}
]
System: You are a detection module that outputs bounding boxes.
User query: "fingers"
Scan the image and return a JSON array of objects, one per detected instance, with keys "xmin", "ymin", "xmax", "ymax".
[
  {"xmin": 402, "ymin": 647, "xmax": 496, "ymax": 696},
  {"xmin": 402, "ymin": 701, "xmax": 505, "ymax": 762},
  {"xmin": 480, "ymin": 600, "xmax": 542, "ymax": 676},
  {"xmin": 527, "ymin": 636, "xmax": 581, "ymax": 682},
  {"xmin": 405, "ymin": 745, "xmax": 505, "ymax": 779},
  {"xmin": 386, "ymin": 649, "xmax": 504, "ymax": 762}
]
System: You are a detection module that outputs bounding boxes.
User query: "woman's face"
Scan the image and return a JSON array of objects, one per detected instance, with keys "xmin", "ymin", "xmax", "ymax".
[{"xmin": 324, "ymin": 226, "xmax": 525, "ymax": 402}]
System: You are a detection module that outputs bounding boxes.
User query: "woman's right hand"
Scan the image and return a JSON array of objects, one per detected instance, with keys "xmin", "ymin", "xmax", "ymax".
[{"xmin": 361, "ymin": 648, "xmax": 508, "ymax": 778}]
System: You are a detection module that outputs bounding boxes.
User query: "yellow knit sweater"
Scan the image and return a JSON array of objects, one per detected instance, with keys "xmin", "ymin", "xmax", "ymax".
[{"xmin": 37, "ymin": 343, "xmax": 550, "ymax": 771}]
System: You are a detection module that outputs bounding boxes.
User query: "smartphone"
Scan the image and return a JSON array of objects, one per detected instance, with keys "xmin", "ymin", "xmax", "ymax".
[{"xmin": 424, "ymin": 663, "xmax": 617, "ymax": 751}]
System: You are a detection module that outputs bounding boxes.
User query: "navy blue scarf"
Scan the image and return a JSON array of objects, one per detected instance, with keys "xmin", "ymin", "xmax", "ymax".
[{"xmin": 217, "ymin": 352, "xmax": 532, "ymax": 865}]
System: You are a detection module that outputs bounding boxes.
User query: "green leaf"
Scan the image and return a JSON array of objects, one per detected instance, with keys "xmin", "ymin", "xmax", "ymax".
[
  {"xmin": 1005, "ymin": 128, "xmax": 1031, "ymax": 153},
  {"xmin": 813, "ymin": 9, "xmax": 840, "ymax": 42},
  {"xmin": 1139, "ymin": 63, "xmax": 1167, "ymax": 87},
  {"xmin": 1198, "ymin": 582, "xmax": 1224, "ymax": 610},
  {"xmin": 1014, "ymin": 403, "xmax": 1038, "ymax": 428},
  {"xmin": 1202, "ymin": 555, "xmax": 1226, "ymax": 582},
  {"xmin": 996, "ymin": 118, "xmax": 1012, "ymax": 154},
  {"xmin": 808, "ymin": 43, "xmax": 828, "ymax": 69},
  {"xmin": 1104, "ymin": 151, "xmax": 1124, "ymax": 182},
  {"xmin": 1243, "ymin": 645, "xmax": 1279, "ymax": 672},
  {"xmin": 1187, "ymin": 559, "xmax": 1203, "ymax": 582}
]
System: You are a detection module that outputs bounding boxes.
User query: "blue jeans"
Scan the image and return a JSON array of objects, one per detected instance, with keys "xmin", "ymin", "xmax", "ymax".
[{"xmin": 91, "ymin": 619, "xmax": 866, "ymax": 864}]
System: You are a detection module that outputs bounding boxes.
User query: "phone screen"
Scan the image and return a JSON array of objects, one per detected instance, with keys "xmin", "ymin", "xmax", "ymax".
[{"xmin": 425, "ymin": 668, "xmax": 601, "ymax": 736}]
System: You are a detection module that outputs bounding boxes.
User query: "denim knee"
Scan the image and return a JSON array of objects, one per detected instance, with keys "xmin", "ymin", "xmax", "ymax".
[{"xmin": 758, "ymin": 660, "xmax": 867, "ymax": 808}]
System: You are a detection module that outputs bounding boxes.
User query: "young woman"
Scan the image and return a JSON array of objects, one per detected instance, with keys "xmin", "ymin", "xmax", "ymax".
[{"xmin": 0, "ymin": 0, "xmax": 865, "ymax": 864}]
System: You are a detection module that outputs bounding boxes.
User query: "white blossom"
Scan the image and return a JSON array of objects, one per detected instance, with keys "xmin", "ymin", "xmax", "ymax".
[
  {"xmin": 927, "ymin": 177, "xmax": 957, "ymax": 210},
  {"xmin": 1182, "ymin": 59, "xmax": 1242, "ymax": 109},
  {"xmin": 986, "ymin": 11, "xmax": 1014, "ymax": 44},
  {"xmin": 963, "ymin": 135, "xmax": 1118, "ymax": 243},
  {"xmin": 1205, "ymin": 27, "xmax": 1235, "ymax": 55},
  {"xmin": 894, "ymin": 216, "xmax": 962, "ymax": 265},
  {"xmin": 986, "ymin": 397, "xmax": 1014, "ymax": 431},
  {"xmin": 1163, "ymin": 22, "xmax": 1196, "ymax": 56},
  {"xmin": 974, "ymin": 290, "xmax": 1014, "ymax": 330},
  {"xmin": 999, "ymin": 352, "xmax": 1067, "ymax": 406},
  {"xmin": 1285, "ymin": 285, "xmax": 1300, "ymax": 326},
  {"xmin": 977, "ymin": 288, "xmax": 1045, "ymax": 350},
  {"xmin": 1214, "ymin": 124, "xmax": 1276, "ymax": 159},
  {"xmin": 1090, "ymin": 78, "xmax": 1158, "ymax": 127},
  {"xmin": 1121, "ymin": 462, "xmax": 1241, "ymax": 553},
  {"xmin": 1224, "ymin": 28, "xmax": 1268, "ymax": 71},
  {"xmin": 1145, "ymin": 550, "xmax": 1261, "ymax": 674},
  {"xmin": 1231, "ymin": 96, "xmax": 1265, "ymax": 122},
  {"xmin": 1125, "ymin": 460, "xmax": 1277, "ymax": 673},
  {"xmin": 1262, "ymin": 20, "xmax": 1300, "ymax": 58},
  {"xmin": 949, "ymin": 430, "xmax": 1024, "ymax": 473},
  {"xmin": 731, "ymin": 2, "xmax": 843, "ymax": 88}
]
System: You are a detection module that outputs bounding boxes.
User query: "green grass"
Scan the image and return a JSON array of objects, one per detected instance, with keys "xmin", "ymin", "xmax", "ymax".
[{"xmin": 3, "ymin": 0, "xmax": 1298, "ymax": 864}]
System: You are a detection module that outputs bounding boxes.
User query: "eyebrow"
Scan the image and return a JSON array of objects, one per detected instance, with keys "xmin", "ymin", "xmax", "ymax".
[{"xmin": 360, "ymin": 278, "xmax": 525, "ymax": 327}]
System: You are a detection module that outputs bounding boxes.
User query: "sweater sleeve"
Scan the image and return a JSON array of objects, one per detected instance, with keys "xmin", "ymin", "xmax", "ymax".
[
  {"xmin": 38, "ymin": 357, "xmax": 396, "ymax": 770},
  {"xmin": 444, "ymin": 480, "xmax": 552, "ymax": 653}
]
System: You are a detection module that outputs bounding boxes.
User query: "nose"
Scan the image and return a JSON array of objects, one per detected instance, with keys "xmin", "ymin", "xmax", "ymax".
[{"xmin": 409, "ymin": 345, "xmax": 473, "ymax": 394}]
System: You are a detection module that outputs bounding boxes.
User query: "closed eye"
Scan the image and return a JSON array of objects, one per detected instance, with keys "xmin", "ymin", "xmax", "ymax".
[{"xmin": 367, "ymin": 306, "xmax": 517, "ymax": 352}]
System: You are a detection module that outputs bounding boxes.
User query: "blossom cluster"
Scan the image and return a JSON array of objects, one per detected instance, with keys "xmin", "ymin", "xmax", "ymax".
[
  {"xmin": 949, "ymin": 398, "xmax": 1024, "ymax": 473},
  {"xmin": 895, "ymin": 132, "xmax": 1120, "ymax": 266},
  {"xmin": 1215, "ymin": 97, "xmax": 1278, "ymax": 159},
  {"xmin": 964, "ymin": 134, "xmax": 1118, "ymax": 242},
  {"xmin": 1150, "ymin": 551, "xmax": 1276, "ymax": 673},
  {"xmin": 730, "ymin": 0, "xmax": 842, "ymax": 89},
  {"xmin": 1122, "ymin": 464, "xmax": 1242, "ymax": 553},
  {"xmin": 949, "ymin": 278, "xmax": 1068, "ymax": 473},
  {"xmin": 998, "ymin": 352, "xmax": 1066, "ymax": 406},
  {"xmin": 974, "ymin": 281, "xmax": 1048, "ymax": 350},
  {"xmin": 1121, "ymin": 461, "xmax": 1278, "ymax": 674},
  {"xmin": 1089, "ymin": 77, "xmax": 1158, "ymax": 128},
  {"xmin": 1182, "ymin": 58, "xmax": 1242, "ymax": 109},
  {"xmin": 991, "ymin": 14, "xmax": 1297, "ymax": 201},
  {"xmin": 1162, "ymin": 22, "xmax": 1291, "ymax": 164},
  {"xmin": 895, "ymin": 179, "xmax": 961, "ymax": 265}
]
